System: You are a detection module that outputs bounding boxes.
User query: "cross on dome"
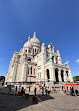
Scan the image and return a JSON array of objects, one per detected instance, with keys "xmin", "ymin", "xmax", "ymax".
[{"xmin": 33, "ymin": 32, "xmax": 36, "ymax": 38}]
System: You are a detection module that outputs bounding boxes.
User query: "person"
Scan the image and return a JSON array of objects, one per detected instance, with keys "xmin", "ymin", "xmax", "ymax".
[
  {"xmin": 75, "ymin": 89, "xmax": 78, "ymax": 96},
  {"xmin": 16, "ymin": 86, "xmax": 17, "ymax": 91},
  {"xmin": 47, "ymin": 87, "xmax": 50, "ymax": 94},
  {"xmin": 62, "ymin": 86, "xmax": 63, "ymax": 91},
  {"xmin": 64, "ymin": 87, "xmax": 66, "ymax": 93},
  {"xmin": 21, "ymin": 87, "xmax": 25, "ymax": 97},
  {"xmin": 42, "ymin": 87, "xmax": 44, "ymax": 95},
  {"xmin": 18, "ymin": 86, "xmax": 21, "ymax": 97},
  {"xmin": 29, "ymin": 86, "xmax": 30, "ymax": 92},
  {"xmin": 34, "ymin": 87, "xmax": 37, "ymax": 96},
  {"xmin": 45, "ymin": 87, "xmax": 48, "ymax": 95},
  {"xmin": 70, "ymin": 87, "xmax": 72, "ymax": 95},
  {"xmin": 67, "ymin": 86, "xmax": 68, "ymax": 91},
  {"xmin": 71, "ymin": 86, "xmax": 74, "ymax": 96}
]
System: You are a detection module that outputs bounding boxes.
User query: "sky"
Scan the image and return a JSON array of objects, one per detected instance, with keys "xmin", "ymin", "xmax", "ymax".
[{"xmin": 0, "ymin": 0, "xmax": 79, "ymax": 77}]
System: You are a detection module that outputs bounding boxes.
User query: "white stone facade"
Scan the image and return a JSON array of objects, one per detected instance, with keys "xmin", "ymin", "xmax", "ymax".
[{"xmin": 5, "ymin": 32, "xmax": 73, "ymax": 83}]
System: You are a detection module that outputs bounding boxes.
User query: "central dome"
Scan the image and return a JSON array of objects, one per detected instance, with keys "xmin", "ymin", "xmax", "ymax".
[{"xmin": 30, "ymin": 32, "xmax": 40, "ymax": 44}]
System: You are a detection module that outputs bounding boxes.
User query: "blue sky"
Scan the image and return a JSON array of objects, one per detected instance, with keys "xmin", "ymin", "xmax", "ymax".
[{"xmin": 0, "ymin": 0, "xmax": 79, "ymax": 77}]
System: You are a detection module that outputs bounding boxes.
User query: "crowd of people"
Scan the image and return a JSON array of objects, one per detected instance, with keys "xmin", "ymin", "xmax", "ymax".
[
  {"xmin": 6, "ymin": 84, "xmax": 79, "ymax": 97},
  {"xmin": 62, "ymin": 86, "xmax": 79, "ymax": 96}
]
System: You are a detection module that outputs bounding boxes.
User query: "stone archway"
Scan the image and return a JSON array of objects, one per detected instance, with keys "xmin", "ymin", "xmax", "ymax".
[
  {"xmin": 46, "ymin": 69, "xmax": 50, "ymax": 82},
  {"xmin": 66, "ymin": 71, "xmax": 68, "ymax": 81},
  {"xmin": 55, "ymin": 68, "xmax": 59, "ymax": 82},
  {"xmin": 61, "ymin": 70, "xmax": 64, "ymax": 82}
]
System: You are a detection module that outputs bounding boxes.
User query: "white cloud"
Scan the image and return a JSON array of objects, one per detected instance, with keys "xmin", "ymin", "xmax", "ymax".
[{"xmin": 76, "ymin": 59, "xmax": 79, "ymax": 63}]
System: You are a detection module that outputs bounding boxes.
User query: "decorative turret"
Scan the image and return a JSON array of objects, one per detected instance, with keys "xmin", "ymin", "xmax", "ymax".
[
  {"xmin": 41, "ymin": 42, "xmax": 46, "ymax": 52},
  {"xmin": 57, "ymin": 50, "xmax": 62, "ymax": 65},
  {"xmin": 28, "ymin": 36, "xmax": 30, "ymax": 42},
  {"xmin": 48, "ymin": 43, "xmax": 54, "ymax": 53}
]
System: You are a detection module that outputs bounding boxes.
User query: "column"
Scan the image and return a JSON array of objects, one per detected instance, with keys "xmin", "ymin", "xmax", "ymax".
[
  {"xmin": 52, "ymin": 68, "xmax": 56, "ymax": 82},
  {"xmin": 12, "ymin": 63, "xmax": 18, "ymax": 82},
  {"xmin": 22, "ymin": 63, "xmax": 27, "ymax": 82},
  {"xmin": 63, "ymin": 70, "xmax": 67, "ymax": 82},
  {"xmin": 58, "ymin": 69, "xmax": 62, "ymax": 82},
  {"xmin": 54, "ymin": 56, "xmax": 56, "ymax": 63}
]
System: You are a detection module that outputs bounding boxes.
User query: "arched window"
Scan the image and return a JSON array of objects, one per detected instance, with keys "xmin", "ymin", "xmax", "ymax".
[
  {"xmin": 29, "ymin": 49, "xmax": 31, "ymax": 53},
  {"xmin": 26, "ymin": 50, "xmax": 27, "ymax": 52},
  {"xmin": 33, "ymin": 49, "xmax": 34, "ymax": 54},
  {"xmin": 40, "ymin": 73, "xmax": 41, "ymax": 78},
  {"xmin": 56, "ymin": 57, "xmax": 58, "ymax": 64},
  {"xmin": 52, "ymin": 56, "xmax": 54, "ymax": 62},
  {"xmin": 28, "ymin": 67, "xmax": 29, "ymax": 74},
  {"xmin": 31, "ymin": 67, "xmax": 32, "ymax": 74},
  {"xmin": 35, "ymin": 48, "xmax": 36, "ymax": 52},
  {"xmin": 34, "ymin": 69, "xmax": 35, "ymax": 75}
]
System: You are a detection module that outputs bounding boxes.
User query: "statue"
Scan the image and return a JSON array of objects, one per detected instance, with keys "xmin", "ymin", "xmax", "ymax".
[
  {"xmin": 64, "ymin": 61, "xmax": 69, "ymax": 66},
  {"xmin": 47, "ymin": 54, "xmax": 54, "ymax": 61}
]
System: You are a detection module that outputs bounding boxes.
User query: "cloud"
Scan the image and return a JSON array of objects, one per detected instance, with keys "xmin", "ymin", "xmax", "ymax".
[{"xmin": 76, "ymin": 59, "xmax": 79, "ymax": 63}]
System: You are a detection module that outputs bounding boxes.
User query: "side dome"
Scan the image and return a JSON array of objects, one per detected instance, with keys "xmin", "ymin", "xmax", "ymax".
[
  {"xmin": 23, "ymin": 41, "xmax": 32, "ymax": 48},
  {"xmin": 30, "ymin": 32, "xmax": 40, "ymax": 44},
  {"xmin": 23, "ymin": 36, "xmax": 32, "ymax": 48}
]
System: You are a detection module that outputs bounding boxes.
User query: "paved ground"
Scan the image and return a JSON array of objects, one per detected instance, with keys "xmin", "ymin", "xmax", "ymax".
[{"xmin": 0, "ymin": 86, "xmax": 79, "ymax": 111}]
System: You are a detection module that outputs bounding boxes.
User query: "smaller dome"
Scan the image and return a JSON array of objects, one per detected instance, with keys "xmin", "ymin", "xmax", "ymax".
[
  {"xmin": 23, "ymin": 41, "xmax": 32, "ymax": 48},
  {"xmin": 30, "ymin": 32, "xmax": 40, "ymax": 44}
]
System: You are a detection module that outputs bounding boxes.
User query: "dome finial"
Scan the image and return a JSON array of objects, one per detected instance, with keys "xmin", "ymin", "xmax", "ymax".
[{"xmin": 33, "ymin": 32, "xmax": 36, "ymax": 38}]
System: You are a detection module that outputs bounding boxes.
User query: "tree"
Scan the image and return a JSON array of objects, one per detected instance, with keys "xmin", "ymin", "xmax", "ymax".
[
  {"xmin": 0, "ymin": 76, "xmax": 5, "ymax": 82},
  {"xmin": 73, "ymin": 76, "xmax": 79, "ymax": 82}
]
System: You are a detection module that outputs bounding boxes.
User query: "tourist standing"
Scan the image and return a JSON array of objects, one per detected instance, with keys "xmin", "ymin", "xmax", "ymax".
[
  {"xmin": 34, "ymin": 87, "xmax": 37, "ymax": 96},
  {"xmin": 18, "ymin": 86, "xmax": 21, "ymax": 97},
  {"xmin": 16, "ymin": 86, "xmax": 17, "ymax": 91},
  {"xmin": 42, "ymin": 87, "xmax": 44, "ymax": 95}
]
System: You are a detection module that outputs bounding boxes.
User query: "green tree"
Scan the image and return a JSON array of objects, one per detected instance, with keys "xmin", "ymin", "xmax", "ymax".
[
  {"xmin": 0, "ymin": 76, "xmax": 5, "ymax": 82},
  {"xmin": 73, "ymin": 76, "xmax": 79, "ymax": 82}
]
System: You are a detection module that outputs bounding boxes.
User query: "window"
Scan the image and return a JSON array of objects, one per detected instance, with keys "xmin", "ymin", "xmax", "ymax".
[
  {"xmin": 33, "ymin": 49, "xmax": 34, "ymax": 54},
  {"xmin": 35, "ymin": 48, "xmax": 36, "ymax": 52},
  {"xmin": 34, "ymin": 69, "xmax": 35, "ymax": 75},
  {"xmin": 40, "ymin": 73, "xmax": 41, "ymax": 78},
  {"xmin": 28, "ymin": 67, "xmax": 29, "ymax": 74},
  {"xmin": 28, "ymin": 58, "xmax": 31, "ymax": 61},
  {"xmin": 31, "ymin": 67, "xmax": 32, "ymax": 74},
  {"xmin": 56, "ymin": 58, "xmax": 58, "ymax": 64},
  {"xmin": 29, "ymin": 50, "xmax": 31, "ymax": 53}
]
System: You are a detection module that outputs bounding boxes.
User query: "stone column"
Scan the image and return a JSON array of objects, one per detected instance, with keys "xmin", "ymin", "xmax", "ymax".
[
  {"xmin": 54, "ymin": 56, "xmax": 56, "ymax": 63},
  {"xmin": 58, "ymin": 69, "xmax": 62, "ymax": 82},
  {"xmin": 63, "ymin": 70, "xmax": 67, "ymax": 82},
  {"xmin": 49, "ymin": 68, "xmax": 52, "ymax": 82},
  {"xmin": 12, "ymin": 63, "xmax": 18, "ymax": 82},
  {"xmin": 52, "ymin": 68, "xmax": 56, "ymax": 82},
  {"xmin": 22, "ymin": 63, "xmax": 27, "ymax": 82}
]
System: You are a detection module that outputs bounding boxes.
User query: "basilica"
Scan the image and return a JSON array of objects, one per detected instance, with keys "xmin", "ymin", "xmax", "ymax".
[{"xmin": 5, "ymin": 32, "xmax": 73, "ymax": 84}]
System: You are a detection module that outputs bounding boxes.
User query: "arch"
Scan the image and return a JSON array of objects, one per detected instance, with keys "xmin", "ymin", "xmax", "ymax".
[
  {"xmin": 55, "ymin": 68, "xmax": 59, "ymax": 82},
  {"xmin": 66, "ymin": 71, "xmax": 69, "ymax": 81},
  {"xmin": 29, "ymin": 49, "xmax": 31, "ymax": 53},
  {"xmin": 56, "ymin": 57, "xmax": 58, "ymax": 64},
  {"xmin": 34, "ymin": 69, "xmax": 35, "ymax": 75},
  {"xmin": 61, "ymin": 70, "xmax": 64, "ymax": 82},
  {"xmin": 52, "ymin": 56, "xmax": 54, "ymax": 62},
  {"xmin": 46, "ymin": 69, "xmax": 50, "ymax": 82},
  {"xmin": 35, "ymin": 48, "xmax": 36, "ymax": 52},
  {"xmin": 33, "ymin": 49, "xmax": 34, "ymax": 54},
  {"xmin": 28, "ymin": 67, "xmax": 29, "ymax": 74},
  {"xmin": 31, "ymin": 67, "xmax": 32, "ymax": 74}
]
